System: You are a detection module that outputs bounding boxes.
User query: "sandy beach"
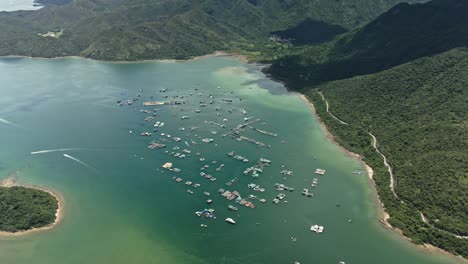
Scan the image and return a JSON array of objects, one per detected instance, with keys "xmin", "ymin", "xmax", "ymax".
[{"xmin": 0, "ymin": 177, "xmax": 64, "ymax": 237}]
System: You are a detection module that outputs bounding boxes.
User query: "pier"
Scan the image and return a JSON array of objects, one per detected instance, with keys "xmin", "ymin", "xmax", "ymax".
[{"xmin": 250, "ymin": 127, "xmax": 278, "ymax": 137}]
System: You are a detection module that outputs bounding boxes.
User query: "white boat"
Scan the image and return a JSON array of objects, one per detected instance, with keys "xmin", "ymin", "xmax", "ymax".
[
  {"xmin": 225, "ymin": 218, "xmax": 236, "ymax": 224},
  {"xmin": 310, "ymin": 225, "xmax": 324, "ymax": 233},
  {"xmin": 310, "ymin": 225, "xmax": 319, "ymax": 232},
  {"xmin": 318, "ymin": 226, "xmax": 324, "ymax": 233}
]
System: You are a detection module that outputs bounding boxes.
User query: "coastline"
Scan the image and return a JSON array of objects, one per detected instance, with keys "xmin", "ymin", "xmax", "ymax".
[
  {"xmin": 0, "ymin": 50, "xmax": 464, "ymax": 261},
  {"xmin": 296, "ymin": 93, "xmax": 466, "ymax": 263},
  {"xmin": 0, "ymin": 177, "xmax": 64, "ymax": 237},
  {"xmin": 0, "ymin": 51, "xmax": 250, "ymax": 64}
]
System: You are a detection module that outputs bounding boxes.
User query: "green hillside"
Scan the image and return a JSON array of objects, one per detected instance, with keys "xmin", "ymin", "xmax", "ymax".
[
  {"xmin": 305, "ymin": 48, "xmax": 468, "ymax": 257},
  {"xmin": 268, "ymin": 0, "xmax": 468, "ymax": 87},
  {"xmin": 0, "ymin": 0, "xmax": 423, "ymax": 60},
  {"xmin": 265, "ymin": 0, "xmax": 468, "ymax": 257}
]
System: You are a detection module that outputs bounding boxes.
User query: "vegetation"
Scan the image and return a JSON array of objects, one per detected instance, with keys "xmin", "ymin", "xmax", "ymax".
[
  {"xmin": 0, "ymin": 0, "xmax": 465, "ymax": 258},
  {"xmin": 268, "ymin": 0, "xmax": 468, "ymax": 87},
  {"xmin": 0, "ymin": 186, "xmax": 58, "ymax": 232},
  {"xmin": 266, "ymin": 0, "xmax": 468, "ymax": 257},
  {"xmin": 306, "ymin": 48, "xmax": 468, "ymax": 257},
  {"xmin": 0, "ymin": 0, "xmax": 422, "ymax": 60}
]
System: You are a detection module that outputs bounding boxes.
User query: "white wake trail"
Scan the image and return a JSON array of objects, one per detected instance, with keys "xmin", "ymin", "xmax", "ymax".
[
  {"xmin": 31, "ymin": 148, "xmax": 80, "ymax": 155},
  {"xmin": 0, "ymin": 117, "xmax": 19, "ymax": 127},
  {"xmin": 63, "ymin": 154, "xmax": 96, "ymax": 171}
]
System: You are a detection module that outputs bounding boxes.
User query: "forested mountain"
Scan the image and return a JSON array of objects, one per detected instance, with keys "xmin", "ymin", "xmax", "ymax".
[
  {"xmin": 265, "ymin": 0, "xmax": 468, "ymax": 257},
  {"xmin": 307, "ymin": 48, "xmax": 468, "ymax": 257},
  {"xmin": 0, "ymin": 0, "xmax": 423, "ymax": 60},
  {"xmin": 268, "ymin": 0, "xmax": 468, "ymax": 87}
]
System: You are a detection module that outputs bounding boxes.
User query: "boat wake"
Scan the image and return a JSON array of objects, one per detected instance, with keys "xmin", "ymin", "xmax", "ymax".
[
  {"xmin": 0, "ymin": 117, "xmax": 19, "ymax": 127},
  {"xmin": 63, "ymin": 154, "xmax": 96, "ymax": 171},
  {"xmin": 31, "ymin": 148, "xmax": 81, "ymax": 155}
]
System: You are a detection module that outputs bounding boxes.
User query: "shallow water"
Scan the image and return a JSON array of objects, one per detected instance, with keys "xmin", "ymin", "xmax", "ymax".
[{"xmin": 0, "ymin": 56, "xmax": 461, "ymax": 264}]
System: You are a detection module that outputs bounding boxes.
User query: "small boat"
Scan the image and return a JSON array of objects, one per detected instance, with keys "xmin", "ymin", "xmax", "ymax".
[
  {"xmin": 318, "ymin": 226, "xmax": 324, "ymax": 233},
  {"xmin": 225, "ymin": 218, "xmax": 236, "ymax": 224},
  {"xmin": 228, "ymin": 205, "xmax": 238, "ymax": 211}
]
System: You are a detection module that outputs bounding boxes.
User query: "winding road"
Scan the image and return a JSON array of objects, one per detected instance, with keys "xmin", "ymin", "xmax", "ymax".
[{"xmin": 316, "ymin": 91, "xmax": 468, "ymax": 239}]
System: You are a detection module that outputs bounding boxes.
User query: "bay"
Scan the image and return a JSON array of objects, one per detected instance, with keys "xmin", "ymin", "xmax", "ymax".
[{"xmin": 0, "ymin": 56, "xmax": 460, "ymax": 264}]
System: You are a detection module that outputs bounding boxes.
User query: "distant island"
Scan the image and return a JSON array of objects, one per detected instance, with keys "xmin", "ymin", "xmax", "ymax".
[
  {"xmin": 0, "ymin": 177, "xmax": 62, "ymax": 235},
  {"xmin": 34, "ymin": 0, "xmax": 71, "ymax": 6}
]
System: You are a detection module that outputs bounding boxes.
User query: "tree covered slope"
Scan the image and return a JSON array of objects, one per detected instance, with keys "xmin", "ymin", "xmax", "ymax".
[
  {"xmin": 265, "ymin": 0, "xmax": 468, "ymax": 257},
  {"xmin": 268, "ymin": 0, "xmax": 467, "ymax": 87},
  {"xmin": 0, "ymin": 0, "xmax": 423, "ymax": 60},
  {"xmin": 306, "ymin": 48, "xmax": 468, "ymax": 257}
]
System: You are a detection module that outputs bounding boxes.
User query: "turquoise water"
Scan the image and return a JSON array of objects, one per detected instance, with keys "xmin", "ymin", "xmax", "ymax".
[{"xmin": 0, "ymin": 57, "xmax": 461, "ymax": 264}]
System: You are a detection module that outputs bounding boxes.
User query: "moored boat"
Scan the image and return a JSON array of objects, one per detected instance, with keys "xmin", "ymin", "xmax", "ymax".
[{"xmin": 225, "ymin": 218, "xmax": 236, "ymax": 224}]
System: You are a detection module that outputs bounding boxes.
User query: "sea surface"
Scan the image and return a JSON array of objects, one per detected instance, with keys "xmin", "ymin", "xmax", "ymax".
[
  {"xmin": 0, "ymin": 0, "xmax": 42, "ymax": 11},
  {"xmin": 0, "ymin": 56, "xmax": 461, "ymax": 264}
]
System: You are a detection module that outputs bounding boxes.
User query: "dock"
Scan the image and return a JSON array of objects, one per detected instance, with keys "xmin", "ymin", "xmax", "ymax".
[{"xmin": 143, "ymin": 101, "xmax": 166, "ymax": 106}]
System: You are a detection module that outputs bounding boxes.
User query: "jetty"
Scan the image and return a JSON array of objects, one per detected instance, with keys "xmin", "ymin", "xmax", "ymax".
[{"xmin": 250, "ymin": 127, "xmax": 278, "ymax": 137}]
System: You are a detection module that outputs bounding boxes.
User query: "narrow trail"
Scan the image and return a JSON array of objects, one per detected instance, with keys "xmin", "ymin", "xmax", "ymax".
[
  {"xmin": 369, "ymin": 132, "xmax": 398, "ymax": 198},
  {"xmin": 419, "ymin": 211, "xmax": 468, "ymax": 239},
  {"xmin": 316, "ymin": 91, "xmax": 468, "ymax": 240},
  {"xmin": 317, "ymin": 92, "xmax": 349, "ymax": 125}
]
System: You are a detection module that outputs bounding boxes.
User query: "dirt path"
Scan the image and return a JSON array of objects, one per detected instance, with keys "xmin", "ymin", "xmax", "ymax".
[
  {"xmin": 368, "ymin": 132, "xmax": 398, "ymax": 199},
  {"xmin": 317, "ymin": 92, "xmax": 349, "ymax": 125},
  {"xmin": 316, "ymin": 91, "xmax": 468, "ymax": 241}
]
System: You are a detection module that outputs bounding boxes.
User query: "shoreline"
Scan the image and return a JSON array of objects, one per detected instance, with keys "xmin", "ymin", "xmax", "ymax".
[
  {"xmin": 296, "ymin": 93, "xmax": 466, "ymax": 263},
  {"xmin": 0, "ymin": 51, "xmax": 250, "ymax": 64},
  {"xmin": 0, "ymin": 50, "xmax": 464, "ymax": 261},
  {"xmin": 0, "ymin": 177, "xmax": 64, "ymax": 237}
]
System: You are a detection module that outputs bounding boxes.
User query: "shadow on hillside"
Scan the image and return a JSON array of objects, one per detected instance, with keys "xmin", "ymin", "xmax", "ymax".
[
  {"xmin": 268, "ymin": 1, "xmax": 468, "ymax": 90},
  {"xmin": 271, "ymin": 18, "xmax": 347, "ymax": 45}
]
